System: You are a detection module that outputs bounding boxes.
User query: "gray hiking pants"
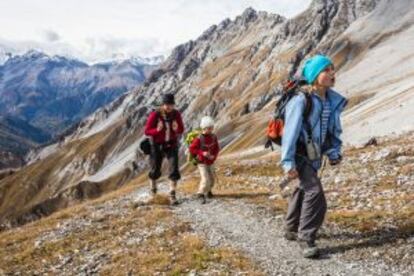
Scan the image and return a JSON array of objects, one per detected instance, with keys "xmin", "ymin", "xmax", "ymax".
[
  {"xmin": 197, "ymin": 164, "xmax": 215, "ymax": 195},
  {"xmin": 285, "ymin": 158, "xmax": 327, "ymax": 242}
]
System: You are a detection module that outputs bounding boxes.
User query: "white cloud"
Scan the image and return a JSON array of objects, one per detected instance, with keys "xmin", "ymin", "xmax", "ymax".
[
  {"xmin": 40, "ymin": 30, "xmax": 61, "ymax": 42},
  {"xmin": 0, "ymin": 0, "xmax": 311, "ymax": 63}
]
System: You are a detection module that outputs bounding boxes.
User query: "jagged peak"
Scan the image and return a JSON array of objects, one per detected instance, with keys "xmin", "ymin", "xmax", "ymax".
[
  {"xmin": 3, "ymin": 50, "xmax": 87, "ymax": 67},
  {"xmin": 234, "ymin": 7, "xmax": 258, "ymax": 25},
  {"xmin": 307, "ymin": 0, "xmax": 379, "ymax": 16},
  {"xmin": 198, "ymin": 24, "xmax": 218, "ymax": 41},
  {"xmin": 22, "ymin": 49, "xmax": 49, "ymax": 59},
  {"xmin": 242, "ymin": 7, "xmax": 257, "ymax": 18},
  {"xmin": 218, "ymin": 18, "xmax": 232, "ymax": 30}
]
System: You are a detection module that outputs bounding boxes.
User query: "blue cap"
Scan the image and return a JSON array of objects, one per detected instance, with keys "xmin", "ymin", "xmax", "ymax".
[{"xmin": 302, "ymin": 55, "xmax": 333, "ymax": 84}]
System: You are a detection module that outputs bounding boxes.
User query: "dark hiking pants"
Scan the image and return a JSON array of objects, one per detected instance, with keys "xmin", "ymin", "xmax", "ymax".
[
  {"xmin": 285, "ymin": 157, "xmax": 327, "ymax": 242},
  {"xmin": 148, "ymin": 143, "xmax": 181, "ymax": 181}
]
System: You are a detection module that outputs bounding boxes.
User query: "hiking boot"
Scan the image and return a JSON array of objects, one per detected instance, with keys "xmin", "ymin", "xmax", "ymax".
[
  {"xmin": 150, "ymin": 179, "xmax": 157, "ymax": 196},
  {"xmin": 200, "ymin": 194, "xmax": 207, "ymax": 204},
  {"xmin": 170, "ymin": 191, "xmax": 178, "ymax": 205},
  {"xmin": 284, "ymin": 231, "xmax": 298, "ymax": 241},
  {"xmin": 194, "ymin": 193, "xmax": 207, "ymax": 204},
  {"xmin": 206, "ymin": 191, "xmax": 214, "ymax": 199},
  {"xmin": 298, "ymin": 240, "xmax": 320, "ymax": 259}
]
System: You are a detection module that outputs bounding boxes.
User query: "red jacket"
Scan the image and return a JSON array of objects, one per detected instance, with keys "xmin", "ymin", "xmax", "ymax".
[
  {"xmin": 189, "ymin": 134, "xmax": 220, "ymax": 165},
  {"xmin": 144, "ymin": 110, "xmax": 184, "ymax": 146}
]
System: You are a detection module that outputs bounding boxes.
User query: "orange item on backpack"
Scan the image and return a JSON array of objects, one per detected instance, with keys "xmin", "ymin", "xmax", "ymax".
[{"xmin": 266, "ymin": 118, "xmax": 284, "ymax": 140}]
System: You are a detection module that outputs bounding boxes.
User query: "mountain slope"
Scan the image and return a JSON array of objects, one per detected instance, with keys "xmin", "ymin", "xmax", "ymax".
[
  {"xmin": 0, "ymin": 116, "xmax": 50, "ymax": 153},
  {"xmin": 0, "ymin": 131, "xmax": 412, "ymax": 274},
  {"xmin": 332, "ymin": 0, "xmax": 414, "ymax": 144}
]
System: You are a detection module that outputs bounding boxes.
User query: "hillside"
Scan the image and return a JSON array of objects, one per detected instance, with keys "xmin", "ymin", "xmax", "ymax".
[{"xmin": 0, "ymin": 131, "xmax": 412, "ymax": 274}]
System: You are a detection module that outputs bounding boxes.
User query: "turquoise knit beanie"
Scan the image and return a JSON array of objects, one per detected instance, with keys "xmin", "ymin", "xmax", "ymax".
[{"xmin": 302, "ymin": 55, "xmax": 333, "ymax": 84}]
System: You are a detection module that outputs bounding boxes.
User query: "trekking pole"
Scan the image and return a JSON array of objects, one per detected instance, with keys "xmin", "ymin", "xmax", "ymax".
[
  {"xmin": 277, "ymin": 175, "xmax": 299, "ymax": 199},
  {"xmin": 279, "ymin": 176, "xmax": 291, "ymax": 190},
  {"xmin": 318, "ymin": 156, "xmax": 328, "ymax": 179}
]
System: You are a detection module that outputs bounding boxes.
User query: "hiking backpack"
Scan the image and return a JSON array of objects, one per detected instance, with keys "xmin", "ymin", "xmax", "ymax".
[
  {"xmin": 139, "ymin": 137, "xmax": 152, "ymax": 155},
  {"xmin": 265, "ymin": 77, "xmax": 313, "ymax": 150},
  {"xmin": 184, "ymin": 130, "xmax": 217, "ymax": 166}
]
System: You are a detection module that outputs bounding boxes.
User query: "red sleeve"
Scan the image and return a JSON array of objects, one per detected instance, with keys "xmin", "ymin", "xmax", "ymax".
[
  {"xmin": 175, "ymin": 111, "xmax": 184, "ymax": 135},
  {"xmin": 189, "ymin": 137, "xmax": 204, "ymax": 157},
  {"xmin": 144, "ymin": 112, "xmax": 159, "ymax": 137}
]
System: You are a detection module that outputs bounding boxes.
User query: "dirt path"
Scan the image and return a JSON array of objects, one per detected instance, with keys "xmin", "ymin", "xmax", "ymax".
[{"xmin": 133, "ymin": 181, "xmax": 411, "ymax": 276}]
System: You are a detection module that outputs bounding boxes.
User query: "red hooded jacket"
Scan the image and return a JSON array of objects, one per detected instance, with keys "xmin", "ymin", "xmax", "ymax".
[
  {"xmin": 144, "ymin": 109, "xmax": 184, "ymax": 146},
  {"xmin": 189, "ymin": 134, "xmax": 220, "ymax": 165}
]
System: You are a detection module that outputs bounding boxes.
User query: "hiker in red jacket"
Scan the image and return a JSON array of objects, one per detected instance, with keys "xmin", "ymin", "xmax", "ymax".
[
  {"xmin": 144, "ymin": 93, "xmax": 184, "ymax": 205},
  {"xmin": 189, "ymin": 116, "xmax": 220, "ymax": 204}
]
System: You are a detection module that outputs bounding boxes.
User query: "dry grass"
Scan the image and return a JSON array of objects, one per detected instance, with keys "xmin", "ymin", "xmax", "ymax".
[
  {"xmin": 0, "ymin": 201, "xmax": 262, "ymax": 275},
  {"xmin": 0, "ymin": 125, "xmax": 121, "ymax": 222},
  {"xmin": 134, "ymin": 194, "xmax": 172, "ymax": 207},
  {"xmin": 220, "ymin": 118, "xmax": 268, "ymax": 154},
  {"xmin": 102, "ymin": 231, "xmax": 262, "ymax": 276},
  {"xmin": 0, "ymin": 150, "xmax": 264, "ymax": 273},
  {"xmin": 225, "ymin": 159, "xmax": 283, "ymax": 178},
  {"xmin": 327, "ymin": 210, "xmax": 383, "ymax": 232},
  {"xmin": 327, "ymin": 207, "xmax": 414, "ymax": 235}
]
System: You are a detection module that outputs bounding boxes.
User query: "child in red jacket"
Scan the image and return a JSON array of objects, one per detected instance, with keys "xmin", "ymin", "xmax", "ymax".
[{"xmin": 189, "ymin": 116, "xmax": 220, "ymax": 203}]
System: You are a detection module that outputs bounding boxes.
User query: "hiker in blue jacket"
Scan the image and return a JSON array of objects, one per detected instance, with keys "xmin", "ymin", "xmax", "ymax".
[{"xmin": 281, "ymin": 55, "xmax": 347, "ymax": 258}]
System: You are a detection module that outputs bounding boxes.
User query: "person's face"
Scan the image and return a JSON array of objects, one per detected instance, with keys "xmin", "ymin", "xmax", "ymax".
[
  {"xmin": 163, "ymin": 104, "xmax": 175, "ymax": 113},
  {"xmin": 203, "ymin": 127, "xmax": 214, "ymax": 134},
  {"xmin": 315, "ymin": 65, "xmax": 335, "ymax": 87}
]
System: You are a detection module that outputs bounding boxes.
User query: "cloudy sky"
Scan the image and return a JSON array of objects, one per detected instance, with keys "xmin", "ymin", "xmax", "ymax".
[{"xmin": 0, "ymin": 0, "xmax": 311, "ymax": 63}]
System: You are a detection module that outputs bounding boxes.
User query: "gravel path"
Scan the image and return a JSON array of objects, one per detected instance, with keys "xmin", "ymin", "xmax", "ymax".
[
  {"xmin": 176, "ymin": 198, "xmax": 375, "ymax": 276},
  {"xmin": 132, "ymin": 181, "xmax": 412, "ymax": 276}
]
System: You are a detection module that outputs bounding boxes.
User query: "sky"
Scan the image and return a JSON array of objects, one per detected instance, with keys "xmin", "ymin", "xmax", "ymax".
[{"xmin": 0, "ymin": 0, "xmax": 311, "ymax": 63}]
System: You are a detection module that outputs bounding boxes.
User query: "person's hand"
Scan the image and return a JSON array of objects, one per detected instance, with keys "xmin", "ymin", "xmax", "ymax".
[
  {"xmin": 172, "ymin": 120, "xmax": 178, "ymax": 132},
  {"xmin": 156, "ymin": 121, "xmax": 163, "ymax": 132},
  {"xmin": 287, "ymin": 168, "xmax": 299, "ymax": 180},
  {"xmin": 202, "ymin": 151, "xmax": 211, "ymax": 159}
]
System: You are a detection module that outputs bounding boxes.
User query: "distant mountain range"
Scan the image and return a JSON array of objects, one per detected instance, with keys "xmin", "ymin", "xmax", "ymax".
[{"xmin": 0, "ymin": 50, "xmax": 162, "ymax": 168}]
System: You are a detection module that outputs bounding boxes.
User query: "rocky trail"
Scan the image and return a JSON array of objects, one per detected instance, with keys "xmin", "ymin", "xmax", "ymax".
[
  {"xmin": 147, "ymin": 180, "xmax": 412, "ymax": 276},
  {"xmin": 1, "ymin": 174, "xmax": 412, "ymax": 275}
]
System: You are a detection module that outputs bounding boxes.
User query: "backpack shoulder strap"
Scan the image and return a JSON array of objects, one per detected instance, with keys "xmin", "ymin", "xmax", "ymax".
[
  {"xmin": 303, "ymin": 92, "xmax": 313, "ymax": 119},
  {"xmin": 199, "ymin": 134, "xmax": 206, "ymax": 150},
  {"xmin": 155, "ymin": 108, "xmax": 171, "ymax": 123},
  {"xmin": 299, "ymin": 90, "xmax": 313, "ymax": 137},
  {"xmin": 154, "ymin": 108, "xmax": 162, "ymax": 120},
  {"xmin": 172, "ymin": 109, "xmax": 178, "ymax": 118}
]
